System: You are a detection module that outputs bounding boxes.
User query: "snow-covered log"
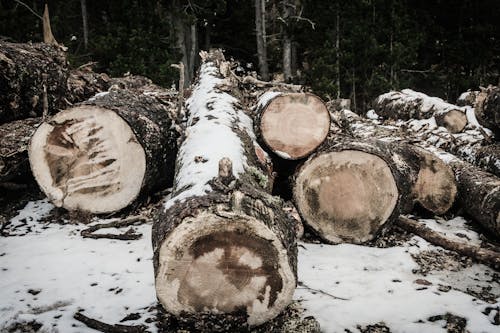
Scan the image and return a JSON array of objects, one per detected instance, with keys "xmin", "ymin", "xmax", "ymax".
[
  {"xmin": 374, "ymin": 89, "xmax": 468, "ymax": 133},
  {"xmin": 456, "ymin": 90, "xmax": 479, "ymax": 107},
  {"xmin": 332, "ymin": 110, "xmax": 499, "ymax": 239},
  {"xmin": 29, "ymin": 86, "xmax": 179, "ymax": 214},
  {"xmin": 152, "ymin": 50, "xmax": 297, "ymax": 327},
  {"xmin": 254, "ymin": 92, "xmax": 330, "ymax": 159},
  {"xmin": 293, "ymin": 134, "xmax": 456, "ymax": 244},
  {"xmin": 474, "ymin": 85, "xmax": 500, "ymax": 138},
  {"xmin": 339, "ymin": 109, "xmax": 500, "ymax": 178},
  {"xmin": 0, "ymin": 118, "xmax": 40, "ymax": 183}
]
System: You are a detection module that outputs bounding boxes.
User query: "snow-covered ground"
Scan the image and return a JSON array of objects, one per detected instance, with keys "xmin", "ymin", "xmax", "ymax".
[{"xmin": 0, "ymin": 200, "xmax": 498, "ymax": 332}]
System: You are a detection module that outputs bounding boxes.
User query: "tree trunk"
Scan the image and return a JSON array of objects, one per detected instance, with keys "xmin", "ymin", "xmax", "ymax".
[
  {"xmin": 293, "ymin": 135, "xmax": 456, "ymax": 244},
  {"xmin": 474, "ymin": 85, "xmax": 500, "ymax": 139},
  {"xmin": 0, "ymin": 118, "xmax": 40, "ymax": 184},
  {"xmin": 255, "ymin": 0, "xmax": 269, "ymax": 81},
  {"xmin": 255, "ymin": 92, "xmax": 330, "ymax": 160},
  {"xmin": 0, "ymin": 41, "xmax": 68, "ymax": 124},
  {"xmin": 29, "ymin": 85, "xmax": 179, "ymax": 214},
  {"xmin": 153, "ymin": 50, "xmax": 297, "ymax": 327},
  {"xmin": 80, "ymin": 0, "xmax": 89, "ymax": 50},
  {"xmin": 331, "ymin": 109, "xmax": 498, "ymax": 239},
  {"xmin": 281, "ymin": 0, "xmax": 294, "ymax": 82},
  {"xmin": 374, "ymin": 89, "xmax": 468, "ymax": 133}
]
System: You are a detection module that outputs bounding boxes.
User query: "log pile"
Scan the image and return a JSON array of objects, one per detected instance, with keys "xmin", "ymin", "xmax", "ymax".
[{"xmin": 1, "ymin": 41, "xmax": 499, "ymax": 330}]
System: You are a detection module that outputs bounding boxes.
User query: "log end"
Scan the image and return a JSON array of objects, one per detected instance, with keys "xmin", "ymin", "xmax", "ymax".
[
  {"xmin": 437, "ymin": 110, "xmax": 468, "ymax": 133},
  {"xmin": 412, "ymin": 148, "xmax": 457, "ymax": 215},
  {"xmin": 294, "ymin": 150, "xmax": 398, "ymax": 244},
  {"xmin": 260, "ymin": 93, "xmax": 330, "ymax": 160},
  {"xmin": 154, "ymin": 211, "xmax": 296, "ymax": 326},
  {"xmin": 29, "ymin": 106, "xmax": 146, "ymax": 213}
]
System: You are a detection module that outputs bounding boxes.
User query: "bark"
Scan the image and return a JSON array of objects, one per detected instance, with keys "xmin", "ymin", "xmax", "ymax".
[
  {"xmin": 152, "ymin": 50, "xmax": 297, "ymax": 326},
  {"xmin": 342, "ymin": 107, "xmax": 500, "ymax": 178},
  {"xmin": 281, "ymin": 0, "xmax": 294, "ymax": 82},
  {"xmin": 254, "ymin": 92, "xmax": 330, "ymax": 160},
  {"xmin": 0, "ymin": 41, "xmax": 68, "ymax": 124},
  {"xmin": 29, "ymin": 85, "xmax": 179, "ymax": 214},
  {"xmin": 293, "ymin": 135, "xmax": 456, "ymax": 244},
  {"xmin": 331, "ymin": 109, "xmax": 499, "ymax": 239},
  {"xmin": 474, "ymin": 85, "xmax": 500, "ymax": 138},
  {"xmin": 396, "ymin": 216, "xmax": 500, "ymax": 269},
  {"xmin": 374, "ymin": 89, "xmax": 468, "ymax": 133},
  {"xmin": 255, "ymin": 0, "xmax": 269, "ymax": 81},
  {"xmin": 0, "ymin": 118, "xmax": 40, "ymax": 184},
  {"xmin": 80, "ymin": 0, "xmax": 89, "ymax": 50},
  {"xmin": 450, "ymin": 160, "xmax": 500, "ymax": 239}
]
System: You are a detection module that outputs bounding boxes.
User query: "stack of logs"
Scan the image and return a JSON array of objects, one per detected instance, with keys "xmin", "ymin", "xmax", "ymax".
[{"xmin": 2, "ymin": 41, "xmax": 499, "ymax": 330}]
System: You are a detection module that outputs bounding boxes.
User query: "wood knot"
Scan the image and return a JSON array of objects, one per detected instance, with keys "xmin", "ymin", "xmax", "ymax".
[{"xmin": 218, "ymin": 157, "xmax": 234, "ymax": 185}]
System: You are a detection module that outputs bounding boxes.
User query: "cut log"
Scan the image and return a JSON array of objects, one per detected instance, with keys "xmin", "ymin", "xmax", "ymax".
[
  {"xmin": 0, "ymin": 41, "xmax": 69, "ymax": 124},
  {"xmin": 450, "ymin": 160, "xmax": 500, "ymax": 239},
  {"xmin": 153, "ymin": 50, "xmax": 296, "ymax": 326},
  {"xmin": 255, "ymin": 92, "xmax": 330, "ymax": 159},
  {"xmin": 456, "ymin": 90, "xmax": 479, "ymax": 107},
  {"xmin": 29, "ymin": 86, "xmax": 179, "ymax": 214},
  {"xmin": 293, "ymin": 135, "xmax": 455, "ymax": 244},
  {"xmin": 0, "ymin": 118, "xmax": 40, "ymax": 183},
  {"xmin": 474, "ymin": 85, "xmax": 500, "ymax": 138},
  {"xmin": 331, "ymin": 109, "xmax": 499, "ymax": 239},
  {"xmin": 374, "ymin": 89, "xmax": 468, "ymax": 133}
]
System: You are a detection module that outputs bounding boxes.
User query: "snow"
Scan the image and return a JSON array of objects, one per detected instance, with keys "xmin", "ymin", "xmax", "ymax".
[
  {"xmin": 274, "ymin": 150, "xmax": 292, "ymax": 159},
  {"xmin": 401, "ymin": 89, "xmax": 466, "ymax": 117},
  {"xmin": 165, "ymin": 59, "xmax": 258, "ymax": 208},
  {"xmin": 366, "ymin": 109, "xmax": 379, "ymax": 120},
  {"xmin": 1, "ymin": 200, "xmax": 498, "ymax": 332},
  {"xmin": 256, "ymin": 91, "xmax": 281, "ymax": 111},
  {"xmin": 296, "ymin": 236, "xmax": 498, "ymax": 332}
]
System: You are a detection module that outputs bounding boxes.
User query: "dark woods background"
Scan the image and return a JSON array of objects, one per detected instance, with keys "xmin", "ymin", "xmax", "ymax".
[{"xmin": 1, "ymin": 0, "xmax": 499, "ymax": 111}]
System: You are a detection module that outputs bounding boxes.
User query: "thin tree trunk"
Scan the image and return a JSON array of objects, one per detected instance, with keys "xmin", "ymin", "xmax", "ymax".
[
  {"xmin": 336, "ymin": 3, "xmax": 340, "ymax": 98},
  {"xmin": 282, "ymin": 0, "xmax": 293, "ymax": 82},
  {"xmin": 42, "ymin": 2, "xmax": 58, "ymax": 46},
  {"xmin": 80, "ymin": 0, "xmax": 88, "ymax": 50},
  {"xmin": 255, "ymin": 0, "xmax": 269, "ymax": 80}
]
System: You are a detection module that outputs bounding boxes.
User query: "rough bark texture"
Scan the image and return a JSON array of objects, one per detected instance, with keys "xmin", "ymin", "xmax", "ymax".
[
  {"xmin": 450, "ymin": 160, "xmax": 500, "ymax": 239},
  {"xmin": 153, "ymin": 50, "xmax": 297, "ymax": 326},
  {"xmin": 0, "ymin": 41, "xmax": 68, "ymax": 124},
  {"xmin": 474, "ymin": 85, "xmax": 500, "ymax": 139},
  {"xmin": 331, "ymin": 109, "xmax": 498, "ymax": 239},
  {"xmin": 374, "ymin": 89, "xmax": 468, "ymax": 133},
  {"xmin": 29, "ymin": 85, "xmax": 179, "ymax": 213},
  {"xmin": 0, "ymin": 118, "xmax": 40, "ymax": 183},
  {"xmin": 255, "ymin": 92, "xmax": 330, "ymax": 160},
  {"xmin": 294, "ymin": 135, "xmax": 423, "ymax": 244}
]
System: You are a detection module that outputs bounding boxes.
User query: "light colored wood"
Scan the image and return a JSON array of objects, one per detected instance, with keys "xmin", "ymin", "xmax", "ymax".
[
  {"xmin": 29, "ymin": 106, "xmax": 146, "ymax": 213},
  {"xmin": 294, "ymin": 149, "xmax": 398, "ymax": 243},
  {"xmin": 259, "ymin": 93, "xmax": 329, "ymax": 159}
]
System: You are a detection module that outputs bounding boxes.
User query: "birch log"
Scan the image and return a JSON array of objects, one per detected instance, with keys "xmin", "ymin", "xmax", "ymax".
[
  {"xmin": 254, "ymin": 92, "xmax": 330, "ymax": 159},
  {"xmin": 374, "ymin": 89, "xmax": 468, "ymax": 133},
  {"xmin": 474, "ymin": 85, "xmax": 500, "ymax": 138},
  {"xmin": 153, "ymin": 50, "xmax": 297, "ymax": 326},
  {"xmin": 293, "ymin": 134, "xmax": 456, "ymax": 244},
  {"xmin": 29, "ymin": 86, "xmax": 179, "ymax": 214}
]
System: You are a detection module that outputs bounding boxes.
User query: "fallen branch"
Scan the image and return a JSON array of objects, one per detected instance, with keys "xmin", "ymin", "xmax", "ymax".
[
  {"xmin": 74, "ymin": 312, "xmax": 146, "ymax": 333},
  {"xmin": 297, "ymin": 282, "xmax": 350, "ymax": 301},
  {"xmin": 396, "ymin": 216, "xmax": 500, "ymax": 269},
  {"xmin": 80, "ymin": 216, "xmax": 147, "ymax": 240}
]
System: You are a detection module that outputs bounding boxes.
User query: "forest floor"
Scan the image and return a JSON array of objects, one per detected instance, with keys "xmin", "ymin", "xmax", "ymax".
[{"xmin": 0, "ymin": 191, "xmax": 499, "ymax": 333}]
